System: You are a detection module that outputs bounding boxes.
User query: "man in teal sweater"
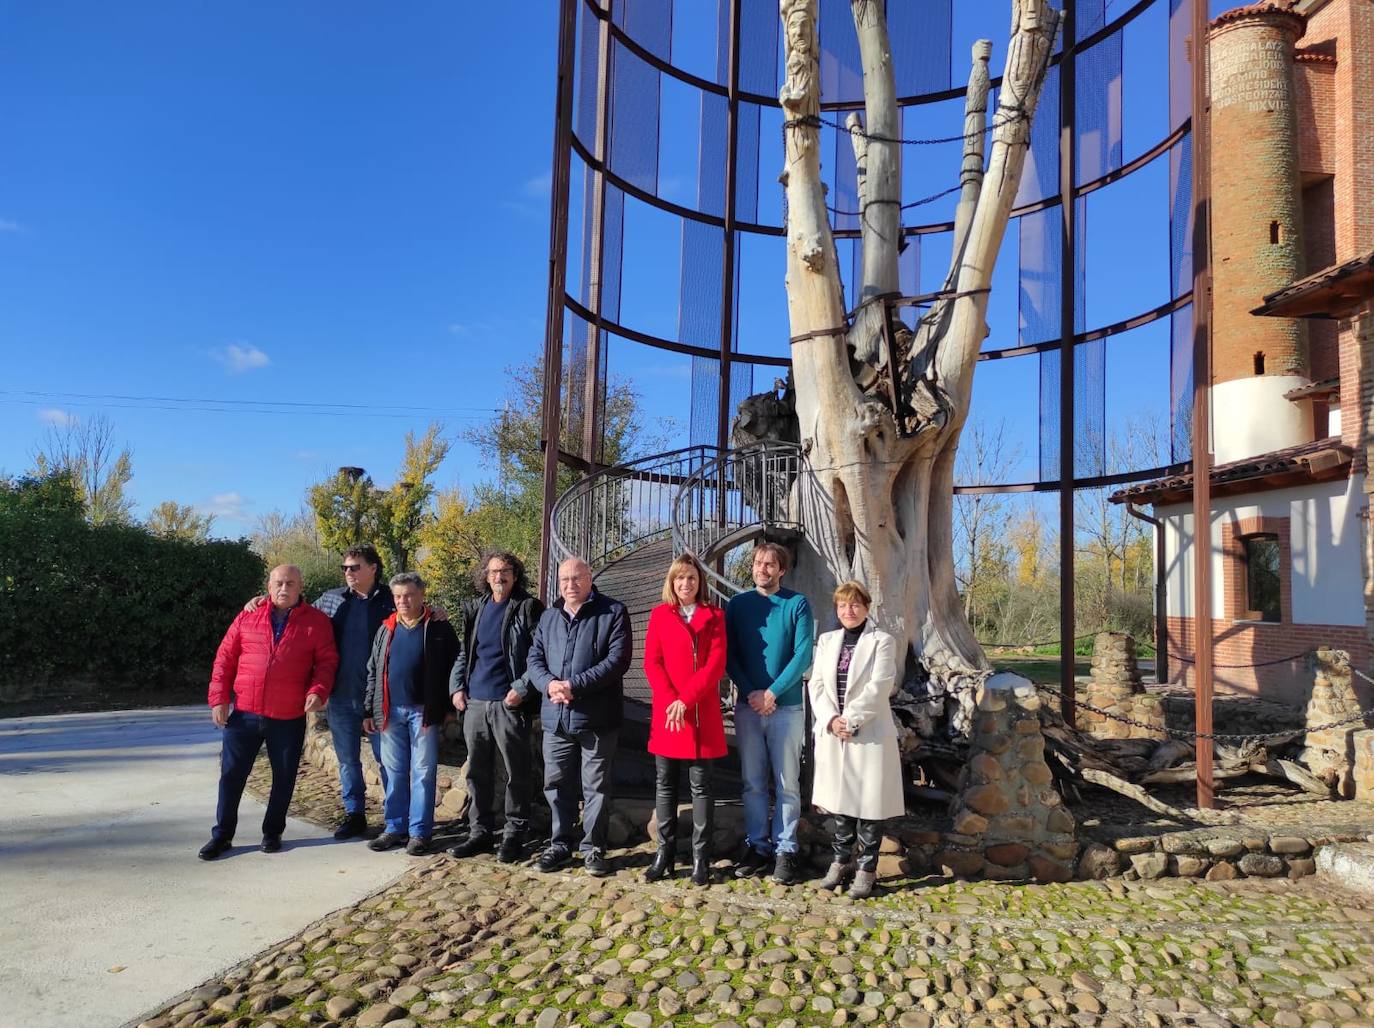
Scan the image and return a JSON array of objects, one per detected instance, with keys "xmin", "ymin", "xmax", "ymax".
[{"xmin": 725, "ymin": 542, "xmax": 814, "ymax": 885}]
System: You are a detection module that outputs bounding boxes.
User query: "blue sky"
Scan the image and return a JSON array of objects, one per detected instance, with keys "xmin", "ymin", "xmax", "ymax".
[
  {"xmin": 0, "ymin": 0, "xmax": 1196, "ymax": 538},
  {"xmin": 0, "ymin": 1, "xmax": 560, "ymax": 534}
]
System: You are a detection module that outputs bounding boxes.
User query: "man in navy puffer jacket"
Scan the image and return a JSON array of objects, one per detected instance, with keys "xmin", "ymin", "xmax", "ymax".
[{"xmin": 525, "ymin": 558, "xmax": 631, "ymax": 877}]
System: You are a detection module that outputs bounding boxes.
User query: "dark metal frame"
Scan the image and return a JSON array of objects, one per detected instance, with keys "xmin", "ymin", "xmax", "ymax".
[
  {"xmin": 539, "ymin": 0, "xmax": 1209, "ymax": 746},
  {"xmin": 1190, "ymin": 0, "xmax": 1215, "ymax": 808}
]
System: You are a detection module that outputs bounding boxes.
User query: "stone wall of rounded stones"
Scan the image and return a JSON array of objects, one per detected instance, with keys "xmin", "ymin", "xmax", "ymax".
[
  {"xmin": 1302, "ymin": 647, "xmax": 1363, "ymax": 797},
  {"xmin": 936, "ymin": 673, "xmax": 1079, "ymax": 883},
  {"xmin": 1079, "ymin": 633, "xmax": 1165, "ymax": 741},
  {"xmin": 1354, "ymin": 730, "xmax": 1374, "ymax": 800},
  {"xmin": 1073, "ymin": 826, "xmax": 1374, "ymax": 881}
]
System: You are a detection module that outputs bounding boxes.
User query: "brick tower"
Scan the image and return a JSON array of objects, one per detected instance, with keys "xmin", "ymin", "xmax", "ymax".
[{"xmin": 1208, "ymin": 2, "xmax": 1313, "ymax": 463}]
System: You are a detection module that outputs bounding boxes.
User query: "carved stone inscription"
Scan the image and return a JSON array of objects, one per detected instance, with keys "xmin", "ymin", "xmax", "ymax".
[{"xmin": 1212, "ymin": 38, "xmax": 1290, "ymax": 114}]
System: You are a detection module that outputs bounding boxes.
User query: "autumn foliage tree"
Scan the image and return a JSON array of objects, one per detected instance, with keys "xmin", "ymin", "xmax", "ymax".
[
  {"xmin": 145, "ymin": 501, "xmax": 214, "ymax": 542},
  {"xmin": 307, "ymin": 422, "xmax": 450, "ymax": 574}
]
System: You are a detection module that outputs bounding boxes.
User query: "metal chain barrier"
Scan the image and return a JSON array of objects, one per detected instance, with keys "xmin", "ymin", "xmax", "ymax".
[
  {"xmin": 1032, "ymin": 678, "xmax": 1374, "ymax": 745},
  {"xmin": 1173, "ymin": 650, "xmax": 1311, "ymax": 669}
]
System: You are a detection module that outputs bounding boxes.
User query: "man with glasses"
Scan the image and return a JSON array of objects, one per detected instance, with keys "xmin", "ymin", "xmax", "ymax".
[
  {"xmin": 448, "ymin": 551, "xmax": 544, "ymax": 863},
  {"xmin": 313, "ymin": 545, "xmax": 396, "ymax": 840}
]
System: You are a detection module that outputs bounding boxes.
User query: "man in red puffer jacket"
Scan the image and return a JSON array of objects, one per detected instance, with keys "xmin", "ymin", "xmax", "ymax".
[{"xmin": 199, "ymin": 564, "xmax": 339, "ymax": 860}]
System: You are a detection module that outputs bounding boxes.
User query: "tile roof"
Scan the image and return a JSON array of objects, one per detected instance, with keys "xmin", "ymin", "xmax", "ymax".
[
  {"xmin": 1251, "ymin": 249, "xmax": 1374, "ymax": 320},
  {"xmin": 1109, "ymin": 437, "xmax": 1352, "ymax": 505}
]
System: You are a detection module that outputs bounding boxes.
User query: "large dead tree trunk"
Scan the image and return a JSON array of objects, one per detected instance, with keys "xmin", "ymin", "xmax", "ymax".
[{"xmin": 779, "ymin": 0, "xmax": 1060, "ymax": 733}]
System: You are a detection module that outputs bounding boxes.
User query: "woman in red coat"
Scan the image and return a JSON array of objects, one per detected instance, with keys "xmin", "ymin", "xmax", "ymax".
[{"xmin": 643, "ymin": 553, "xmax": 727, "ymax": 885}]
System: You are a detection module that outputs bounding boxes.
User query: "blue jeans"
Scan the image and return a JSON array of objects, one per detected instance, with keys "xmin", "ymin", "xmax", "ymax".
[
  {"xmin": 735, "ymin": 701, "xmax": 804, "ymax": 856},
  {"xmin": 212, "ymin": 710, "xmax": 306, "ymax": 843},
  {"xmin": 328, "ymin": 689, "xmax": 386, "ymax": 816},
  {"xmin": 379, "ymin": 704, "xmax": 439, "ymax": 840}
]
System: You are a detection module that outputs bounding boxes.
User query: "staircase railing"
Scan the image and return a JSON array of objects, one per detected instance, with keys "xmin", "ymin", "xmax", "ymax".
[
  {"xmin": 545, "ymin": 444, "xmax": 719, "ymax": 602},
  {"xmin": 670, "ymin": 441, "xmax": 804, "ymax": 604}
]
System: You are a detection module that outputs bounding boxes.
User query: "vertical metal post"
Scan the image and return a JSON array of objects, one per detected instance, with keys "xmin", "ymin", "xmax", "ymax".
[
  {"xmin": 1058, "ymin": 2, "xmax": 1078, "ymax": 729},
  {"xmin": 1155, "ymin": 517, "xmax": 1169, "ymax": 684},
  {"xmin": 581, "ymin": 3, "xmax": 614, "ymax": 465},
  {"xmin": 717, "ymin": 0, "xmax": 742, "ymax": 455},
  {"xmin": 1190, "ymin": 0, "xmax": 1216, "ymax": 809},
  {"xmin": 1126, "ymin": 500, "xmax": 1169, "ymax": 684},
  {"xmin": 539, "ymin": 0, "xmax": 581, "ymax": 597}
]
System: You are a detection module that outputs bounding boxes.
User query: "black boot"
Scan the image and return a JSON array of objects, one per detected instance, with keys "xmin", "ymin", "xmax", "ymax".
[
  {"xmin": 690, "ymin": 776, "xmax": 714, "ymax": 887},
  {"xmin": 649, "ymin": 755, "xmax": 678, "ymax": 882},
  {"xmin": 645, "ymin": 847, "xmax": 675, "ymax": 882}
]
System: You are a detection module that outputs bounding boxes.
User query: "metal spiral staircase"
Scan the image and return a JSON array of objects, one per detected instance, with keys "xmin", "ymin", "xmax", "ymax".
[{"xmin": 545, "ymin": 441, "xmax": 803, "ymax": 713}]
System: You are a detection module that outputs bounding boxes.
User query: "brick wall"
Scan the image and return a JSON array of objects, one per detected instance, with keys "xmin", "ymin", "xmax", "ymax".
[
  {"xmin": 1302, "ymin": 178, "xmax": 1339, "ymax": 387},
  {"xmin": 1165, "ymin": 615, "xmax": 1371, "ymax": 707},
  {"xmin": 1209, "ymin": 8, "xmax": 1307, "ymax": 385},
  {"xmin": 1166, "ymin": 2, "xmax": 1374, "ymax": 708},
  {"xmin": 1167, "ymin": 504, "xmax": 1371, "ymax": 706},
  {"xmin": 1301, "ymin": 0, "xmax": 1374, "ymax": 260},
  {"xmin": 1293, "ymin": 51, "xmax": 1336, "ymax": 176},
  {"xmin": 1299, "ymin": 1, "xmax": 1374, "ymax": 462}
]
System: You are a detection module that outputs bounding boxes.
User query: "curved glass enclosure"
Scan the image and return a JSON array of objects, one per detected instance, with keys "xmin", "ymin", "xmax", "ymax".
[
  {"xmin": 545, "ymin": 0, "xmax": 1193, "ymax": 484},
  {"xmin": 540, "ymin": 0, "xmax": 1198, "ymax": 662}
]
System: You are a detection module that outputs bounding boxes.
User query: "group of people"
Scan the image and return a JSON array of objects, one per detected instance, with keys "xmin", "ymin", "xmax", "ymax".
[{"xmin": 199, "ymin": 540, "xmax": 905, "ymax": 897}]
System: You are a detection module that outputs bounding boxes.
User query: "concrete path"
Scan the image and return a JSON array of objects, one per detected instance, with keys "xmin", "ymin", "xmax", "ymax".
[{"xmin": 0, "ymin": 706, "xmax": 409, "ymax": 1028}]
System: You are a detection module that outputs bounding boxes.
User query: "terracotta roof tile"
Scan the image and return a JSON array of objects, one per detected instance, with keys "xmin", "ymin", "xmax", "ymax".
[{"xmin": 1109, "ymin": 437, "xmax": 1351, "ymax": 504}]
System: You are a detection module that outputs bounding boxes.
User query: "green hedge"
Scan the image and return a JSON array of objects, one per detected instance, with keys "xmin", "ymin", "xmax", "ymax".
[{"xmin": 0, "ymin": 509, "xmax": 265, "ymax": 696}]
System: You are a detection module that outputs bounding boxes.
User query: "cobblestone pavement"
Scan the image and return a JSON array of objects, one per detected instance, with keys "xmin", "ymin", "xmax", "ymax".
[
  {"xmin": 155, "ymin": 759, "xmax": 1374, "ymax": 1028},
  {"xmin": 248, "ymin": 752, "xmax": 385, "ymax": 826}
]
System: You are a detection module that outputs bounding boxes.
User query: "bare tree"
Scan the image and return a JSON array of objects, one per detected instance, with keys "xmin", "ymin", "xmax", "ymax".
[
  {"xmin": 953, "ymin": 419, "xmax": 1023, "ymax": 631},
  {"xmin": 32, "ymin": 413, "xmax": 134, "ymax": 526},
  {"xmin": 779, "ymin": 0, "xmax": 1060, "ymax": 726},
  {"xmin": 1075, "ymin": 413, "xmax": 1166, "ymax": 634}
]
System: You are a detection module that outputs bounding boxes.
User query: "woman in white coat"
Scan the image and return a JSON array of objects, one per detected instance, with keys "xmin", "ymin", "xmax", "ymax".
[{"xmin": 808, "ymin": 580, "xmax": 904, "ymax": 898}]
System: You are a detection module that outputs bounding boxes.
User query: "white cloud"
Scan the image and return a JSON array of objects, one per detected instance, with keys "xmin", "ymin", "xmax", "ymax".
[
  {"xmin": 212, "ymin": 343, "xmax": 271, "ymax": 373},
  {"xmin": 0, "ymin": 218, "xmax": 21, "ymax": 233},
  {"xmin": 201, "ymin": 492, "xmax": 249, "ymax": 521},
  {"xmin": 37, "ymin": 408, "xmax": 76, "ymax": 427},
  {"xmin": 522, "ymin": 171, "xmax": 553, "ymax": 198}
]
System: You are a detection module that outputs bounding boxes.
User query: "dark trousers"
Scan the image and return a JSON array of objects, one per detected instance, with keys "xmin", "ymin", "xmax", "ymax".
[
  {"xmin": 543, "ymin": 724, "xmax": 618, "ymax": 855},
  {"xmin": 463, "ymin": 697, "xmax": 532, "ymax": 839},
  {"xmin": 213, "ymin": 710, "xmax": 306, "ymax": 843},
  {"xmin": 654, "ymin": 755, "xmax": 714, "ymax": 861},
  {"xmin": 830, "ymin": 814, "xmax": 884, "ymax": 871}
]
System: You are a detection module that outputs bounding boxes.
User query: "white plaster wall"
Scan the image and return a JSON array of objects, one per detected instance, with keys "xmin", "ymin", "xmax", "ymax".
[
  {"xmin": 1211, "ymin": 376, "xmax": 1313, "ymax": 464},
  {"xmin": 1158, "ymin": 472, "xmax": 1365, "ymax": 625}
]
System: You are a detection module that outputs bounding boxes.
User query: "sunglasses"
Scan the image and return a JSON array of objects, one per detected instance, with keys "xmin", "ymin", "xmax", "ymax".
[{"xmin": 341, "ymin": 564, "xmax": 365, "ymax": 572}]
